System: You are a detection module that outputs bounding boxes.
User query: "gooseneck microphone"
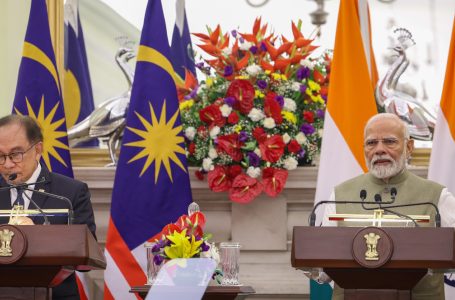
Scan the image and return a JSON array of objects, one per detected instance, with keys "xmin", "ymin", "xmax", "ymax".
[
  {"xmin": 308, "ymin": 190, "xmax": 395, "ymax": 226},
  {"xmin": 373, "ymin": 193, "xmax": 419, "ymax": 227},
  {"xmin": 3, "ymin": 174, "xmax": 74, "ymax": 225}
]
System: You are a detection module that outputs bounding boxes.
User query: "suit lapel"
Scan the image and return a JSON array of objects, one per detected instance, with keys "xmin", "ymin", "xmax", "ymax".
[{"xmin": 0, "ymin": 178, "xmax": 12, "ymax": 210}]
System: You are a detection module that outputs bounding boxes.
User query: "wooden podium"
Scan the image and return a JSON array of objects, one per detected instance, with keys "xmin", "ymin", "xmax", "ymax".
[
  {"xmin": 0, "ymin": 224, "xmax": 106, "ymax": 300},
  {"xmin": 291, "ymin": 226, "xmax": 455, "ymax": 300}
]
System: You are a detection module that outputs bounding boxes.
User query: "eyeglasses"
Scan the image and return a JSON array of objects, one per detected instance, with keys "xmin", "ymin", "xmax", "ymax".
[
  {"xmin": 0, "ymin": 143, "xmax": 37, "ymax": 165},
  {"xmin": 364, "ymin": 138, "xmax": 402, "ymax": 150}
]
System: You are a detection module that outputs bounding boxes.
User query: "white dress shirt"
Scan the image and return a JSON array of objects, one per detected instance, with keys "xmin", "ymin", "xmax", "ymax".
[{"xmin": 10, "ymin": 163, "xmax": 41, "ymax": 209}]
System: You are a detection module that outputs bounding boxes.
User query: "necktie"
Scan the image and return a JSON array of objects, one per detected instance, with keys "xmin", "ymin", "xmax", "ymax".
[{"xmin": 14, "ymin": 189, "xmax": 24, "ymax": 207}]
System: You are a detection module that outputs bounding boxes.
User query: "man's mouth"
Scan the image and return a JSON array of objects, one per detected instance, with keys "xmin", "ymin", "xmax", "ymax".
[{"xmin": 373, "ymin": 159, "xmax": 391, "ymax": 166}]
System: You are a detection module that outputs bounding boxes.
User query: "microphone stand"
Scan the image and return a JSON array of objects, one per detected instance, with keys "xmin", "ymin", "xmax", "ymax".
[
  {"xmin": 20, "ymin": 189, "xmax": 50, "ymax": 225},
  {"xmin": 21, "ymin": 186, "xmax": 74, "ymax": 225}
]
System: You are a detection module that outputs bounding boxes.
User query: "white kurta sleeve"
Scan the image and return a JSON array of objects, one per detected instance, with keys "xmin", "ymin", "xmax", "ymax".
[{"xmin": 438, "ymin": 188, "xmax": 455, "ymax": 228}]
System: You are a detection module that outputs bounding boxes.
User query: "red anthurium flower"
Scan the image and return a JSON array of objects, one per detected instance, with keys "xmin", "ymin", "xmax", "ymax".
[
  {"xmin": 175, "ymin": 215, "xmax": 189, "ymax": 229},
  {"xmin": 303, "ymin": 111, "xmax": 314, "ymax": 123},
  {"xmin": 287, "ymin": 140, "xmax": 301, "ymax": 154},
  {"xmin": 226, "ymin": 79, "xmax": 255, "ymax": 114},
  {"xmin": 161, "ymin": 223, "xmax": 182, "ymax": 237},
  {"xmin": 259, "ymin": 135, "xmax": 285, "ymax": 163},
  {"xmin": 229, "ymin": 174, "xmax": 263, "ymax": 203},
  {"xmin": 262, "ymin": 167, "xmax": 288, "ymax": 197},
  {"xmin": 199, "ymin": 104, "xmax": 225, "ymax": 127},
  {"xmin": 189, "ymin": 212, "xmax": 206, "ymax": 229},
  {"xmin": 252, "ymin": 127, "xmax": 267, "ymax": 143},
  {"xmin": 228, "ymin": 165, "xmax": 243, "ymax": 178},
  {"xmin": 217, "ymin": 134, "xmax": 244, "ymax": 162},
  {"xmin": 208, "ymin": 166, "xmax": 232, "ymax": 192},
  {"xmin": 264, "ymin": 92, "xmax": 283, "ymax": 124},
  {"xmin": 227, "ymin": 112, "xmax": 239, "ymax": 124}
]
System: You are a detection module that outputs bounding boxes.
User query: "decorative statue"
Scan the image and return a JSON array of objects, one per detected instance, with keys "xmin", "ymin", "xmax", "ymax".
[
  {"xmin": 375, "ymin": 28, "xmax": 436, "ymax": 141},
  {"xmin": 68, "ymin": 47, "xmax": 135, "ymax": 165}
]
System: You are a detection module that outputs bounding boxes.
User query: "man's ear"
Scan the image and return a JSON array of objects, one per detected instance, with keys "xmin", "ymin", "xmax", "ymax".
[
  {"xmin": 34, "ymin": 142, "xmax": 43, "ymax": 161},
  {"xmin": 406, "ymin": 138, "xmax": 414, "ymax": 158}
]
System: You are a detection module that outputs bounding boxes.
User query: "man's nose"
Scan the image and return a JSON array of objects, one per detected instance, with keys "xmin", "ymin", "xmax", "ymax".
[{"xmin": 373, "ymin": 141, "xmax": 387, "ymax": 154}]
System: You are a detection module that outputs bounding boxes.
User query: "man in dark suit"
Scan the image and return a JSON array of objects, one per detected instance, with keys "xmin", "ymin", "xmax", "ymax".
[{"xmin": 0, "ymin": 114, "xmax": 96, "ymax": 300}]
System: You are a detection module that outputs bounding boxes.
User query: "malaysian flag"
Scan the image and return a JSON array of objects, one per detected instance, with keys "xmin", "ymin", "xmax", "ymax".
[{"xmin": 103, "ymin": 0, "xmax": 193, "ymax": 298}]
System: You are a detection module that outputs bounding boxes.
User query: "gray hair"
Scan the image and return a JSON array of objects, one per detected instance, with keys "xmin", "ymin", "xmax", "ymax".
[{"xmin": 364, "ymin": 113, "xmax": 410, "ymax": 140}]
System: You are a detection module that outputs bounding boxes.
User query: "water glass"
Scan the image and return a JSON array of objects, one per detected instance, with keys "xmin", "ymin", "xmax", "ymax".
[
  {"xmin": 145, "ymin": 242, "xmax": 162, "ymax": 285},
  {"xmin": 219, "ymin": 242, "xmax": 241, "ymax": 285}
]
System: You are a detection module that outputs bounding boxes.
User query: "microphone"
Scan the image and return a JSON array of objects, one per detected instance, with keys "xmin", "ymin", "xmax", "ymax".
[
  {"xmin": 4, "ymin": 174, "xmax": 74, "ymax": 225},
  {"xmin": 308, "ymin": 190, "xmax": 394, "ymax": 226},
  {"xmin": 373, "ymin": 193, "xmax": 419, "ymax": 227},
  {"xmin": 390, "ymin": 187, "xmax": 397, "ymax": 201}
]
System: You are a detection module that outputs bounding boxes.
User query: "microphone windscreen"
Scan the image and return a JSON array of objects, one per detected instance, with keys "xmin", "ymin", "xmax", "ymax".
[
  {"xmin": 360, "ymin": 189, "xmax": 367, "ymax": 200},
  {"xmin": 374, "ymin": 194, "xmax": 382, "ymax": 203},
  {"xmin": 390, "ymin": 187, "xmax": 397, "ymax": 197},
  {"xmin": 8, "ymin": 173, "xmax": 17, "ymax": 181}
]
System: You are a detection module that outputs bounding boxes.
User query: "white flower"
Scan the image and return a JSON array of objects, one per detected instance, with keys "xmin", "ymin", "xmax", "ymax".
[
  {"xmin": 185, "ymin": 127, "xmax": 196, "ymax": 141},
  {"xmin": 248, "ymin": 108, "xmax": 265, "ymax": 122},
  {"xmin": 210, "ymin": 126, "xmax": 220, "ymax": 138},
  {"xmin": 220, "ymin": 104, "xmax": 232, "ymax": 117},
  {"xmin": 239, "ymin": 41, "xmax": 253, "ymax": 51},
  {"xmin": 263, "ymin": 117, "xmax": 276, "ymax": 129},
  {"xmin": 295, "ymin": 132, "xmax": 307, "ymax": 145},
  {"xmin": 197, "ymin": 84, "xmax": 206, "ymax": 95},
  {"xmin": 318, "ymin": 129, "xmax": 324, "ymax": 138},
  {"xmin": 283, "ymin": 98, "xmax": 296, "ymax": 112},
  {"xmin": 246, "ymin": 64, "xmax": 262, "ymax": 76},
  {"xmin": 283, "ymin": 157, "xmax": 298, "ymax": 170},
  {"xmin": 282, "ymin": 133, "xmax": 291, "ymax": 144},
  {"xmin": 202, "ymin": 158, "xmax": 214, "ymax": 171},
  {"xmin": 300, "ymin": 58, "xmax": 313, "ymax": 68},
  {"xmin": 291, "ymin": 82, "xmax": 301, "ymax": 91},
  {"xmin": 200, "ymin": 243, "xmax": 220, "ymax": 264},
  {"xmin": 208, "ymin": 147, "xmax": 218, "ymax": 159},
  {"xmin": 254, "ymin": 148, "xmax": 262, "ymax": 157},
  {"xmin": 246, "ymin": 166, "xmax": 261, "ymax": 178},
  {"xmin": 222, "ymin": 47, "xmax": 232, "ymax": 56}
]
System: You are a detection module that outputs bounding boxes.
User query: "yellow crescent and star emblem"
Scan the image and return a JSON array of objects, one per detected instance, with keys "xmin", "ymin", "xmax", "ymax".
[{"xmin": 125, "ymin": 44, "xmax": 186, "ymax": 183}]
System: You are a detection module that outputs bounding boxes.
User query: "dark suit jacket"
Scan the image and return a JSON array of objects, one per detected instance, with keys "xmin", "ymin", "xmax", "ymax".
[{"xmin": 0, "ymin": 166, "xmax": 96, "ymax": 300}]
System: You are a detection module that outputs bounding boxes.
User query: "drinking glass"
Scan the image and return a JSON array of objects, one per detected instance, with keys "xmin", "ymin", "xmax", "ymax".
[{"xmin": 219, "ymin": 242, "xmax": 241, "ymax": 285}]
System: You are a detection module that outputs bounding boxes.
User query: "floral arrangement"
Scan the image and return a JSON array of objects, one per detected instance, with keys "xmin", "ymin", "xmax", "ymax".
[
  {"xmin": 151, "ymin": 210, "xmax": 221, "ymax": 279},
  {"xmin": 178, "ymin": 18, "xmax": 331, "ymax": 203}
]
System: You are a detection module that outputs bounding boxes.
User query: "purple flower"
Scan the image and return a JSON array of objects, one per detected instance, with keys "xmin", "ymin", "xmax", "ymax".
[
  {"xmin": 224, "ymin": 65, "xmax": 233, "ymax": 77},
  {"xmin": 201, "ymin": 242, "xmax": 210, "ymax": 252},
  {"xmin": 249, "ymin": 45, "xmax": 258, "ymax": 54},
  {"xmin": 257, "ymin": 80, "xmax": 267, "ymax": 90},
  {"xmin": 316, "ymin": 109, "xmax": 325, "ymax": 119},
  {"xmin": 296, "ymin": 67, "xmax": 311, "ymax": 81},
  {"xmin": 154, "ymin": 254, "xmax": 164, "ymax": 265},
  {"xmin": 224, "ymin": 96, "xmax": 236, "ymax": 107},
  {"xmin": 298, "ymin": 149, "xmax": 306, "ymax": 158},
  {"xmin": 300, "ymin": 124, "xmax": 315, "ymax": 135},
  {"xmin": 275, "ymin": 95, "xmax": 284, "ymax": 108},
  {"xmin": 231, "ymin": 30, "xmax": 237, "ymax": 38},
  {"xmin": 260, "ymin": 41, "xmax": 267, "ymax": 52},
  {"xmin": 195, "ymin": 62, "xmax": 205, "ymax": 69},
  {"xmin": 239, "ymin": 131, "xmax": 249, "ymax": 142},
  {"xmin": 321, "ymin": 94, "xmax": 328, "ymax": 103},
  {"xmin": 184, "ymin": 85, "xmax": 199, "ymax": 100},
  {"xmin": 300, "ymin": 84, "xmax": 307, "ymax": 94},
  {"xmin": 248, "ymin": 152, "xmax": 261, "ymax": 167},
  {"xmin": 239, "ymin": 37, "xmax": 245, "ymax": 43}
]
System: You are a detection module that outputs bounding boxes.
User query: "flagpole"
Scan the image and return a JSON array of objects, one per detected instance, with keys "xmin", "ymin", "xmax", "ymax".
[{"xmin": 46, "ymin": 0, "xmax": 64, "ymax": 90}]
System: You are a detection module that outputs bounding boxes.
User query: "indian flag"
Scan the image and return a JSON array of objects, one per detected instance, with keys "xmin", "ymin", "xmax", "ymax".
[
  {"xmin": 311, "ymin": 0, "xmax": 378, "ymax": 298},
  {"xmin": 428, "ymin": 18, "xmax": 455, "ymax": 298}
]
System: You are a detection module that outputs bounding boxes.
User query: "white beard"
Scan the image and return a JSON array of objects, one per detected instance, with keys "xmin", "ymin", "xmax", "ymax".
[{"xmin": 367, "ymin": 151, "xmax": 406, "ymax": 179}]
